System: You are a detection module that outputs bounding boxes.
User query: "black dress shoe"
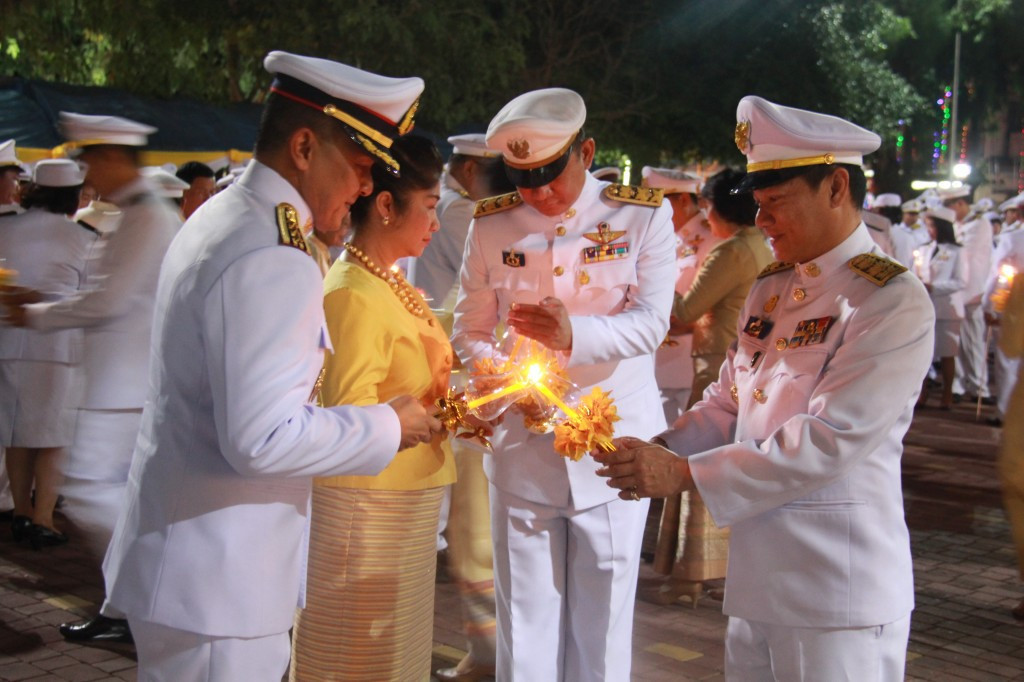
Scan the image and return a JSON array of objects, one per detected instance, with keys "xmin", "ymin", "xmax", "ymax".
[
  {"xmin": 0, "ymin": 508, "xmax": 13, "ymax": 522},
  {"xmin": 11, "ymin": 515, "xmax": 32, "ymax": 542},
  {"xmin": 59, "ymin": 614, "xmax": 133, "ymax": 643},
  {"xmin": 29, "ymin": 523, "xmax": 68, "ymax": 550}
]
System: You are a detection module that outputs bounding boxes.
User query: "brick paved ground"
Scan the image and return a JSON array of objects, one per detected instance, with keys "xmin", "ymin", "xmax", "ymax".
[{"xmin": 2, "ymin": 398, "xmax": 1022, "ymax": 681}]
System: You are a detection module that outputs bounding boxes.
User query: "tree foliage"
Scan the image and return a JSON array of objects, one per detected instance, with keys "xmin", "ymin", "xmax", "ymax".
[{"xmin": 0, "ymin": 0, "xmax": 1018, "ymax": 190}]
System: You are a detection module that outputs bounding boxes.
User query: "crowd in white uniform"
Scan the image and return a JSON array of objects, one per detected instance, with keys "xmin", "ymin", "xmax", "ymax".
[{"xmin": 1, "ymin": 48, "xmax": 1022, "ymax": 682}]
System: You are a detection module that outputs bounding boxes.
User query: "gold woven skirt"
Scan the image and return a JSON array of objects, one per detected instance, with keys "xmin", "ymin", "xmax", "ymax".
[{"xmin": 290, "ymin": 486, "xmax": 444, "ymax": 682}]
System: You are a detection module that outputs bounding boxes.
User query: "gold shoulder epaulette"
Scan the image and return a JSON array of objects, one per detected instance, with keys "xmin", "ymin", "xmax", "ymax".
[
  {"xmin": 848, "ymin": 252, "xmax": 906, "ymax": 286},
  {"xmin": 474, "ymin": 192, "xmax": 522, "ymax": 218},
  {"xmin": 276, "ymin": 202, "xmax": 310, "ymax": 255},
  {"xmin": 756, "ymin": 261, "xmax": 795, "ymax": 279},
  {"xmin": 603, "ymin": 183, "xmax": 664, "ymax": 207}
]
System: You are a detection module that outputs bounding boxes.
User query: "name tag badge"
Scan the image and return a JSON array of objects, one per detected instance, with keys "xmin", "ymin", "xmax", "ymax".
[
  {"xmin": 742, "ymin": 315, "xmax": 773, "ymax": 340},
  {"xmin": 789, "ymin": 316, "xmax": 834, "ymax": 348},
  {"xmin": 502, "ymin": 250, "xmax": 526, "ymax": 267},
  {"xmin": 582, "ymin": 241, "xmax": 630, "ymax": 264}
]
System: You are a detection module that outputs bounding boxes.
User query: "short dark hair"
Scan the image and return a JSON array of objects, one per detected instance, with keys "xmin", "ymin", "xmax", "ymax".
[
  {"xmin": 254, "ymin": 91, "xmax": 347, "ymax": 156},
  {"xmin": 176, "ymin": 161, "xmax": 215, "ymax": 185},
  {"xmin": 349, "ymin": 134, "xmax": 443, "ymax": 227},
  {"xmin": 800, "ymin": 163, "xmax": 866, "ymax": 209},
  {"xmin": 450, "ymin": 154, "xmax": 515, "ymax": 196},
  {"xmin": 928, "ymin": 215, "xmax": 958, "ymax": 245},
  {"xmin": 21, "ymin": 184, "xmax": 81, "ymax": 215},
  {"xmin": 701, "ymin": 168, "xmax": 757, "ymax": 225}
]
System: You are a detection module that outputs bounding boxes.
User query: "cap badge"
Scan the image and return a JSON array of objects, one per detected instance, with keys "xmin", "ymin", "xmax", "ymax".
[
  {"xmin": 735, "ymin": 120, "xmax": 751, "ymax": 153},
  {"xmin": 507, "ymin": 139, "xmax": 531, "ymax": 160}
]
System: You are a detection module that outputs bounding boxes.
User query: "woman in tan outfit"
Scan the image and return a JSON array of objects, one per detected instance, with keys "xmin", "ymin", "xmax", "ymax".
[
  {"xmin": 998, "ymin": 275, "xmax": 1024, "ymax": 621},
  {"xmin": 655, "ymin": 168, "xmax": 773, "ymax": 605}
]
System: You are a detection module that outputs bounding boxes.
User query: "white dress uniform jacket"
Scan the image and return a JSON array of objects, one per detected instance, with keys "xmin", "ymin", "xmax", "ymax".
[
  {"xmin": 27, "ymin": 178, "xmax": 178, "ymax": 409},
  {"xmin": 661, "ymin": 224, "xmax": 933, "ymax": 628},
  {"xmin": 656, "ymin": 212, "xmax": 723, "ymax": 390},
  {"xmin": 957, "ymin": 215, "xmax": 994, "ymax": 307},
  {"xmin": 412, "ymin": 171, "xmax": 473, "ymax": 309},
  {"xmin": 0, "ymin": 208, "xmax": 93, "ymax": 366},
  {"xmin": 104, "ymin": 161, "xmax": 401, "ymax": 638},
  {"xmin": 453, "ymin": 173, "xmax": 677, "ymax": 508},
  {"xmin": 892, "ymin": 221, "xmax": 931, "ymax": 270},
  {"xmin": 923, "ymin": 242, "xmax": 966, "ymax": 320}
]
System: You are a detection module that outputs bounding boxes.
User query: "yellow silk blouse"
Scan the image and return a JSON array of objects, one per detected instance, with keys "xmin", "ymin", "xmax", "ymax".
[{"xmin": 316, "ymin": 262, "xmax": 456, "ymax": 490}]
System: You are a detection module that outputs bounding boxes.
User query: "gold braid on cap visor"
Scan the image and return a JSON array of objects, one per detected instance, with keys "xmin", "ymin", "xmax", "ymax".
[{"xmin": 746, "ymin": 153, "xmax": 839, "ymax": 173}]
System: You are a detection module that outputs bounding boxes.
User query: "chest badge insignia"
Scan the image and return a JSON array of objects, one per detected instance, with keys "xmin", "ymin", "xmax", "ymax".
[
  {"xmin": 502, "ymin": 250, "xmax": 526, "ymax": 267},
  {"xmin": 583, "ymin": 221, "xmax": 626, "ymax": 245},
  {"xmin": 763, "ymin": 295, "xmax": 779, "ymax": 313},
  {"xmin": 788, "ymin": 316, "xmax": 834, "ymax": 348},
  {"xmin": 582, "ymin": 222, "xmax": 629, "ymax": 264},
  {"xmin": 742, "ymin": 315, "xmax": 773, "ymax": 340}
]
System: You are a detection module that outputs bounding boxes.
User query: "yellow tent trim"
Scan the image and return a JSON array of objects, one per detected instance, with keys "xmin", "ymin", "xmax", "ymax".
[{"xmin": 18, "ymin": 146, "xmax": 254, "ymax": 167}]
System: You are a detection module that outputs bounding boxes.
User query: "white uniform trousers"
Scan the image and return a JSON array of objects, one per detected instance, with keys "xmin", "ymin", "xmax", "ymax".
[
  {"xmin": 490, "ymin": 484, "xmax": 649, "ymax": 682},
  {"xmin": 954, "ymin": 302, "xmax": 990, "ymax": 397},
  {"xmin": 130, "ymin": 618, "xmax": 290, "ymax": 682},
  {"xmin": 60, "ymin": 408, "xmax": 141, "ymax": 561},
  {"xmin": 725, "ymin": 614, "xmax": 911, "ymax": 682},
  {"xmin": 992, "ymin": 331, "xmax": 1019, "ymax": 418}
]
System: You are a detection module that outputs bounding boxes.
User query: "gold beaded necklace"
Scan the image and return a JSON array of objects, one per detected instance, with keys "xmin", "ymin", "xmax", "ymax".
[{"xmin": 342, "ymin": 242, "xmax": 429, "ymax": 319}]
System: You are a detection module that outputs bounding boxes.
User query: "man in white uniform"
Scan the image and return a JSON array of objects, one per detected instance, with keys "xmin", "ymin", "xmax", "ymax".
[
  {"xmin": 8, "ymin": 114, "xmax": 182, "ymax": 643},
  {"xmin": 644, "ymin": 166, "xmax": 723, "ymax": 422},
  {"xmin": 452, "ymin": 88, "xmax": 676, "ymax": 682},
  {"xmin": 942, "ymin": 186, "xmax": 994, "ymax": 402},
  {"xmin": 595, "ymin": 96, "xmax": 934, "ymax": 681},
  {"xmin": 413, "ymin": 133, "xmax": 511, "ymax": 309},
  {"xmin": 97, "ymin": 52, "xmax": 440, "ymax": 680}
]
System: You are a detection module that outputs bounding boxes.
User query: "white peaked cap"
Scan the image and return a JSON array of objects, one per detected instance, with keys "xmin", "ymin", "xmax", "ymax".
[
  {"xmin": 641, "ymin": 167, "xmax": 701, "ymax": 194},
  {"xmin": 734, "ymin": 95, "xmax": 879, "ymax": 190},
  {"xmin": 486, "ymin": 87, "xmax": 586, "ymax": 184},
  {"xmin": 264, "ymin": 50, "xmax": 424, "ymax": 175},
  {"xmin": 0, "ymin": 139, "xmax": 26, "ymax": 171},
  {"xmin": 142, "ymin": 167, "xmax": 191, "ymax": 198},
  {"xmin": 32, "ymin": 159, "xmax": 85, "ymax": 187},
  {"xmin": 873, "ymin": 193, "xmax": 902, "ymax": 208},
  {"xmin": 58, "ymin": 112, "xmax": 156, "ymax": 150},
  {"xmin": 923, "ymin": 205, "xmax": 956, "ymax": 223},
  {"xmin": 447, "ymin": 133, "xmax": 499, "ymax": 158}
]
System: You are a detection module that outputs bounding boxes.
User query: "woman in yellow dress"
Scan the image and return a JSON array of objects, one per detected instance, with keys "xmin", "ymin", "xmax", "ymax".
[{"xmin": 291, "ymin": 135, "xmax": 456, "ymax": 681}]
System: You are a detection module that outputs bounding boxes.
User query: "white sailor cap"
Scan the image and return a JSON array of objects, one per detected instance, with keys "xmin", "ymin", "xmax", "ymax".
[
  {"xmin": 32, "ymin": 159, "xmax": 85, "ymax": 188},
  {"xmin": 58, "ymin": 113, "xmax": 156, "ymax": 155},
  {"xmin": 142, "ymin": 166, "xmax": 191, "ymax": 198},
  {"xmin": 641, "ymin": 166, "xmax": 701, "ymax": 194},
  {"xmin": 486, "ymin": 88, "xmax": 586, "ymax": 189},
  {"xmin": 264, "ymin": 50, "xmax": 424, "ymax": 176},
  {"xmin": 873, "ymin": 193, "xmax": 902, "ymax": 208},
  {"xmin": 0, "ymin": 139, "xmax": 27, "ymax": 172},
  {"xmin": 591, "ymin": 166, "xmax": 622, "ymax": 182},
  {"xmin": 923, "ymin": 205, "xmax": 956, "ymax": 224},
  {"xmin": 998, "ymin": 193, "xmax": 1023, "ymax": 212},
  {"xmin": 901, "ymin": 198, "xmax": 923, "ymax": 212},
  {"xmin": 447, "ymin": 133, "xmax": 499, "ymax": 159},
  {"xmin": 733, "ymin": 95, "xmax": 880, "ymax": 191},
  {"xmin": 74, "ymin": 200, "xmax": 123, "ymax": 234},
  {"xmin": 936, "ymin": 185, "xmax": 971, "ymax": 201}
]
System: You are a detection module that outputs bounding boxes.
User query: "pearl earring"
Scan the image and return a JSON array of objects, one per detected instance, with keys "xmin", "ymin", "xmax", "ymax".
[{"xmin": 383, "ymin": 215, "xmax": 390, "ymax": 225}]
